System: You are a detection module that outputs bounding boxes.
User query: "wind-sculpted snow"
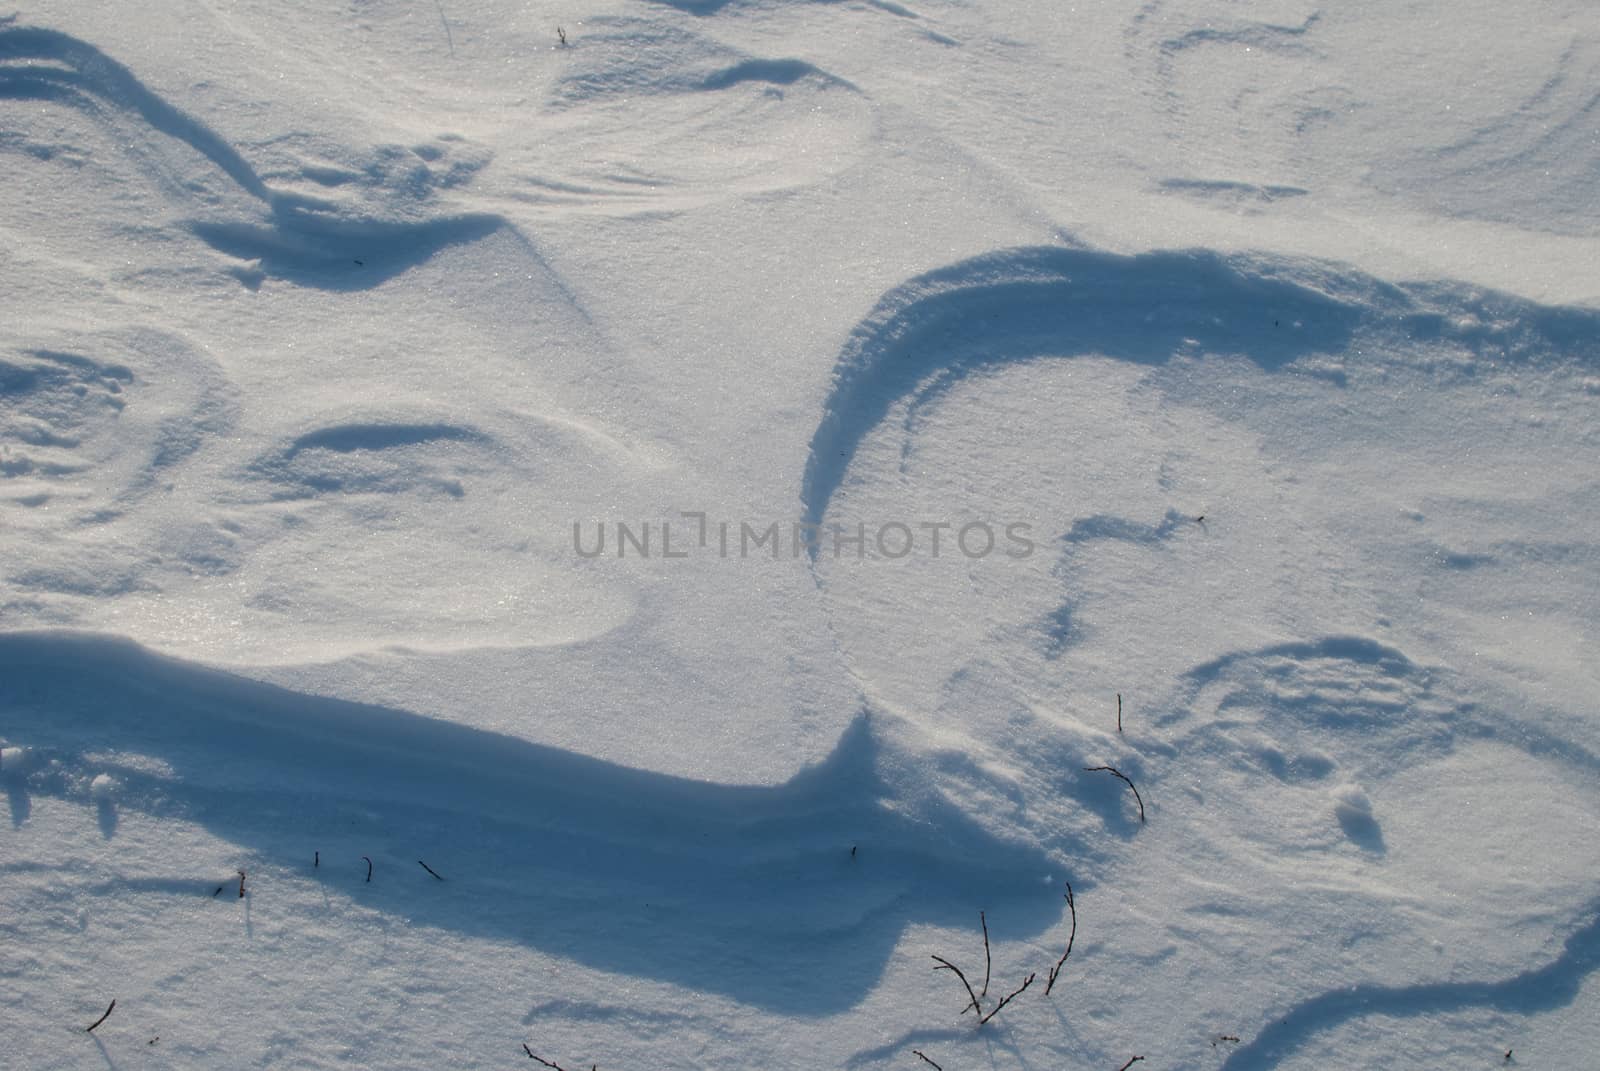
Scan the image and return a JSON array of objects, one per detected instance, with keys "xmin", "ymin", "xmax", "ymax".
[
  {"xmin": 507, "ymin": 15, "xmax": 871, "ymax": 212},
  {"xmin": 801, "ymin": 244, "xmax": 1600, "ymax": 540},
  {"xmin": 1220, "ymin": 898, "xmax": 1600, "ymax": 1070},
  {"xmin": 0, "ymin": 329, "xmax": 233, "ymax": 520},
  {"xmin": 803, "ymin": 243, "xmax": 1600, "ymax": 1066},
  {"xmin": 0, "ymin": 631, "xmax": 1065, "ymax": 1013},
  {"xmin": 801, "ymin": 245, "xmax": 1380, "ymax": 538},
  {"xmin": 0, "ymin": 25, "xmax": 508, "ymax": 288}
]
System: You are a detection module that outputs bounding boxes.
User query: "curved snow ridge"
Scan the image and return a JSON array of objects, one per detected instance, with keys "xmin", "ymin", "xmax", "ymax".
[
  {"xmin": 1220, "ymin": 896, "xmax": 1600, "ymax": 1070},
  {"xmin": 0, "ymin": 630, "xmax": 1066, "ymax": 1011},
  {"xmin": 800, "ymin": 243, "xmax": 1600, "ymax": 544},
  {"xmin": 551, "ymin": 17, "xmax": 860, "ymax": 106},
  {"xmin": 505, "ymin": 15, "xmax": 871, "ymax": 214},
  {"xmin": 0, "ymin": 24, "xmax": 513, "ymax": 289},
  {"xmin": 1376, "ymin": 36, "xmax": 1600, "ymax": 235},
  {"xmin": 0, "ymin": 328, "xmax": 235, "ymax": 518},
  {"xmin": 1173, "ymin": 634, "xmax": 1600, "ymax": 774},
  {"xmin": 800, "ymin": 245, "xmax": 1389, "ymax": 539},
  {"xmin": 243, "ymin": 420, "xmax": 496, "ymax": 500},
  {"xmin": 0, "ymin": 24, "xmax": 269, "ymax": 200}
]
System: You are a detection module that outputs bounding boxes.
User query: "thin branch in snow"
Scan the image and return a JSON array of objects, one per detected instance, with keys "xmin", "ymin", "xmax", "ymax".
[
  {"xmin": 979, "ymin": 910, "xmax": 992, "ymax": 1000},
  {"xmin": 930, "ymin": 955, "xmax": 981, "ymax": 1015},
  {"xmin": 523, "ymin": 1045, "xmax": 573, "ymax": 1070},
  {"xmin": 1046, "ymin": 882, "xmax": 1077, "ymax": 995},
  {"xmin": 418, "ymin": 860, "xmax": 444, "ymax": 881},
  {"xmin": 978, "ymin": 972, "xmax": 1034, "ymax": 1025},
  {"xmin": 433, "ymin": 0, "xmax": 454, "ymax": 57},
  {"xmin": 1115, "ymin": 1057, "xmax": 1145, "ymax": 1071},
  {"xmin": 1117, "ymin": 693, "xmax": 1122, "ymax": 733},
  {"xmin": 237, "ymin": 869, "xmax": 246, "ymax": 899},
  {"xmin": 362, "ymin": 856, "xmax": 373, "ymax": 882},
  {"xmin": 912, "ymin": 1050, "xmax": 943, "ymax": 1070},
  {"xmin": 86, "ymin": 999, "xmax": 115, "ymax": 1033},
  {"xmin": 1083, "ymin": 765, "xmax": 1145, "ymax": 823}
]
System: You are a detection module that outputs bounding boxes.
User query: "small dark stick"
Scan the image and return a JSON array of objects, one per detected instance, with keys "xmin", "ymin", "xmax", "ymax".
[
  {"xmin": 212, "ymin": 885, "xmax": 223, "ymax": 897},
  {"xmin": 912, "ymin": 1050, "xmax": 943, "ymax": 1070},
  {"xmin": 1046, "ymin": 882, "xmax": 1077, "ymax": 995},
  {"xmin": 85, "ymin": 999, "xmax": 115, "ymax": 1033},
  {"xmin": 930, "ymin": 955, "xmax": 981, "ymax": 1015},
  {"xmin": 362, "ymin": 856, "xmax": 373, "ymax": 882},
  {"xmin": 148, "ymin": 1037, "xmax": 159, "ymax": 1045},
  {"xmin": 850, "ymin": 844, "xmax": 857, "ymax": 859},
  {"xmin": 237, "ymin": 869, "xmax": 246, "ymax": 899},
  {"xmin": 979, "ymin": 910, "xmax": 992, "ymax": 1000},
  {"xmin": 556, "ymin": 26, "xmax": 567, "ymax": 46},
  {"xmin": 523, "ymin": 1045, "xmax": 570, "ymax": 1070},
  {"xmin": 1083, "ymin": 765, "xmax": 1145, "ymax": 823},
  {"xmin": 1116, "ymin": 1058, "xmax": 1145, "ymax": 1071},
  {"xmin": 314, "ymin": 851, "xmax": 319, "ymax": 869},
  {"xmin": 1117, "ymin": 693, "xmax": 1122, "ymax": 733},
  {"xmin": 978, "ymin": 972, "xmax": 1034, "ymax": 1026},
  {"xmin": 418, "ymin": 860, "xmax": 444, "ymax": 881}
]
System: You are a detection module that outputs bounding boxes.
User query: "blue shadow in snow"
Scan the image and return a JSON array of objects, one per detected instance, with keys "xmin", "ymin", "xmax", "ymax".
[
  {"xmin": 0, "ymin": 25, "xmax": 507, "ymax": 290},
  {"xmin": 1221, "ymin": 897, "xmax": 1600, "ymax": 1070},
  {"xmin": 0, "ymin": 631, "xmax": 1068, "ymax": 1015},
  {"xmin": 798, "ymin": 244, "xmax": 1600, "ymax": 553},
  {"xmin": 799, "ymin": 245, "xmax": 1387, "ymax": 541}
]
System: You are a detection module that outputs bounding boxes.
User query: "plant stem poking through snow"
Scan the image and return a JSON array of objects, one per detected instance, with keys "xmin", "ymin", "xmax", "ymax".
[
  {"xmin": 979, "ymin": 910, "xmax": 992, "ymax": 1000},
  {"xmin": 1083, "ymin": 766, "xmax": 1145, "ymax": 823},
  {"xmin": 434, "ymin": 0, "xmax": 454, "ymax": 57},
  {"xmin": 978, "ymin": 972, "xmax": 1034, "ymax": 1025},
  {"xmin": 931, "ymin": 955, "xmax": 981, "ymax": 1015},
  {"xmin": 1115, "ymin": 1058, "xmax": 1145, "ymax": 1071},
  {"xmin": 86, "ymin": 999, "xmax": 115, "ymax": 1033},
  {"xmin": 1045, "ymin": 882, "xmax": 1076, "ymax": 995},
  {"xmin": 314, "ymin": 851, "xmax": 319, "ymax": 869},
  {"xmin": 362, "ymin": 856, "xmax": 373, "ymax": 882},
  {"xmin": 1117, "ymin": 693, "xmax": 1122, "ymax": 733},
  {"xmin": 556, "ymin": 26, "xmax": 567, "ymax": 47},
  {"xmin": 912, "ymin": 1050, "xmax": 943, "ymax": 1070},
  {"xmin": 418, "ymin": 860, "xmax": 444, "ymax": 881},
  {"xmin": 522, "ymin": 1044, "xmax": 583, "ymax": 1070},
  {"xmin": 238, "ymin": 869, "xmax": 246, "ymax": 899}
]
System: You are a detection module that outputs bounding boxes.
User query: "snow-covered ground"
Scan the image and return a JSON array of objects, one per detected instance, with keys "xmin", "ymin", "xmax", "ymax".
[{"xmin": 3, "ymin": 1, "xmax": 1598, "ymax": 1068}]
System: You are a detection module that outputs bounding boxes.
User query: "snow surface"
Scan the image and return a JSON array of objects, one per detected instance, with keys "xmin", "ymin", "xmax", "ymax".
[{"xmin": 2, "ymin": 1, "xmax": 1598, "ymax": 1068}]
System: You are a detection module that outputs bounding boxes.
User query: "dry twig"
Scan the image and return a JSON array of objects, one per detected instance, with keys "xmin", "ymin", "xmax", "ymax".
[
  {"xmin": 1045, "ymin": 882, "xmax": 1077, "ymax": 995},
  {"xmin": 979, "ymin": 910, "xmax": 992, "ymax": 1000},
  {"xmin": 1083, "ymin": 765, "xmax": 1145, "ymax": 823},
  {"xmin": 978, "ymin": 972, "xmax": 1034, "ymax": 1025},
  {"xmin": 931, "ymin": 955, "xmax": 981, "ymax": 1015},
  {"xmin": 86, "ymin": 999, "xmax": 115, "ymax": 1033}
]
